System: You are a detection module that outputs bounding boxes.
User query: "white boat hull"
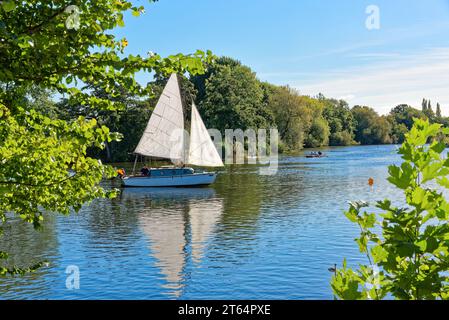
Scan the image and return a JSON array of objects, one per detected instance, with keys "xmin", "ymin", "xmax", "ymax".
[{"xmin": 121, "ymin": 173, "xmax": 218, "ymax": 188}]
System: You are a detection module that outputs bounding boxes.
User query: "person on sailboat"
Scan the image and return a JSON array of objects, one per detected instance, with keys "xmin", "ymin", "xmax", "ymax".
[
  {"xmin": 117, "ymin": 168, "xmax": 126, "ymax": 177},
  {"xmin": 140, "ymin": 166, "xmax": 150, "ymax": 176}
]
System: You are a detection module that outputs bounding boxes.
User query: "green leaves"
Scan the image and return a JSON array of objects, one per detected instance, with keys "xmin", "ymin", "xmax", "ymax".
[
  {"xmin": 371, "ymin": 246, "xmax": 388, "ymax": 263},
  {"xmin": 0, "ymin": 107, "xmax": 120, "ymax": 223},
  {"xmin": 406, "ymin": 118, "xmax": 441, "ymax": 147},
  {"xmin": 422, "ymin": 162, "xmax": 442, "ymax": 183},
  {"xmin": 430, "ymin": 141, "xmax": 446, "ymax": 154},
  {"xmin": 1, "ymin": 0, "xmax": 15, "ymax": 12},
  {"xmin": 1, "ymin": 251, "xmax": 48, "ymax": 276},
  {"xmin": 0, "ymin": 1, "xmax": 211, "ymax": 113},
  {"xmin": 409, "ymin": 187, "xmax": 430, "ymax": 211},
  {"xmin": 437, "ymin": 177, "xmax": 449, "ymax": 190},
  {"xmin": 131, "ymin": 6, "xmax": 145, "ymax": 17},
  {"xmin": 116, "ymin": 13, "xmax": 125, "ymax": 27},
  {"xmin": 415, "ymin": 237, "xmax": 438, "ymax": 254},
  {"xmin": 194, "ymin": 57, "xmax": 274, "ymax": 134},
  {"xmin": 387, "ymin": 162, "xmax": 415, "ymax": 190},
  {"xmin": 331, "ymin": 259, "xmax": 365, "ymax": 300},
  {"xmin": 332, "ymin": 118, "xmax": 449, "ymax": 300}
]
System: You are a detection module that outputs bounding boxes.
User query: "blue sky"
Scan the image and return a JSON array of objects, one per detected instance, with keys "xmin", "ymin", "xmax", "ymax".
[{"xmin": 115, "ymin": 0, "xmax": 449, "ymax": 114}]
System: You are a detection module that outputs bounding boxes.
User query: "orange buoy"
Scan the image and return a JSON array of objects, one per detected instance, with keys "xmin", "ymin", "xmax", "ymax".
[{"xmin": 368, "ymin": 177, "xmax": 374, "ymax": 190}]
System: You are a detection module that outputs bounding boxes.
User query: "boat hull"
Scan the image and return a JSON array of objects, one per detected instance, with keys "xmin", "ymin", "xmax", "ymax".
[{"xmin": 121, "ymin": 173, "xmax": 218, "ymax": 188}]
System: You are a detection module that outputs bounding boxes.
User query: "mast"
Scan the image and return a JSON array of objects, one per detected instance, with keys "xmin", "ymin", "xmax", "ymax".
[
  {"xmin": 132, "ymin": 154, "xmax": 139, "ymax": 175},
  {"xmin": 178, "ymin": 73, "xmax": 187, "ymax": 167}
]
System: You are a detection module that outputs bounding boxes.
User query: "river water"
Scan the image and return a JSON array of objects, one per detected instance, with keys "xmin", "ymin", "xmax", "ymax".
[{"xmin": 0, "ymin": 145, "xmax": 405, "ymax": 299}]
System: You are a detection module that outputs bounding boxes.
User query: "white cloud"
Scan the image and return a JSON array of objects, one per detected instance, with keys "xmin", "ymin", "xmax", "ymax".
[
  {"xmin": 293, "ymin": 47, "xmax": 449, "ymax": 115},
  {"xmin": 348, "ymin": 53, "xmax": 402, "ymax": 59},
  {"xmin": 338, "ymin": 94, "xmax": 356, "ymax": 101}
]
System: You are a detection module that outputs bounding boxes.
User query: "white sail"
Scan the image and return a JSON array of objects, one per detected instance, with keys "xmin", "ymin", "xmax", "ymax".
[
  {"xmin": 188, "ymin": 103, "xmax": 224, "ymax": 167},
  {"xmin": 134, "ymin": 74, "xmax": 184, "ymax": 161}
]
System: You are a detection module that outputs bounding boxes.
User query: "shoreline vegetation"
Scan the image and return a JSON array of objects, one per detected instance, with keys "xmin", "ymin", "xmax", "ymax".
[
  {"xmin": 25, "ymin": 56, "xmax": 447, "ymax": 163},
  {"xmin": 332, "ymin": 119, "xmax": 449, "ymax": 300}
]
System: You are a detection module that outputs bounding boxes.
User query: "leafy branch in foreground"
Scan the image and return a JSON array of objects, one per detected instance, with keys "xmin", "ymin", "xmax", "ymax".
[
  {"xmin": 0, "ymin": 251, "xmax": 47, "ymax": 276},
  {"xmin": 331, "ymin": 118, "xmax": 449, "ymax": 300},
  {"xmin": 0, "ymin": 103, "xmax": 120, "ymax": 224},
  {"xmin": 0, "ymin": 0, "xmax": 212, "ymax": 275}
]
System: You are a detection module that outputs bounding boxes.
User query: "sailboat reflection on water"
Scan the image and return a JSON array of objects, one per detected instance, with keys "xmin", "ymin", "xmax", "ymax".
[{"xmin": 121, "ymin": 187, "xmax": 223, "ymax": 297}]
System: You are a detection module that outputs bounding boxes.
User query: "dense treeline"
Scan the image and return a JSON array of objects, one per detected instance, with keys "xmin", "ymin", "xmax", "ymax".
[{"xmin": 32, "ymin": 57, "xmax": 448, "ymax": 162}]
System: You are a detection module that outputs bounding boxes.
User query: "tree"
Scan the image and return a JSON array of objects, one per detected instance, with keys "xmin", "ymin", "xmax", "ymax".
[
  {"xmin": 422, "ymin": 98, "xmax": 428, "ymax": 112},
  {"xmin": 389, "ymin": 121, "xmax": 409, "ymax": 144},
  {"xmin": 388, "ymin": 104, "xmax": 427, "ymax": 143},
  {"xmin": 264, "ymin": 84, "xmax": 305, "ymax": 151},
  {"xmin": 194, "ymin": 57, "xmax": 274, "ymax": 133},
  {"xmin": 56, "ymin": 83, "xmax": 155, "ymax": 163},
  {"xmin": 263, "ymin": 87, "xmax": 333, "ymax": 150},
  {"xmin": 0, "ymin": 0, "xmax": 211, "ymax": 274},
  {"xmin": 305, "ymin": 117, "xmax": 330, "ymax": 148},
  {"xmin": 390, "ymin": 104, "xmax": 425, "ymax": 130},
  {"xmin": 331, "ymin": 119, "xmax": 449, "ymax": 300},
  {"xmin": 322, "ymin": 97, "xmax": 356, "ymax": 146},
  {"xmin": 424, "ymin": 100, "xmax": 435, "ymax": 120},
  {"xmin": 436, "ymin": 103, "xmax": 442, "ymax": 118},
  {"xmin": 352, "ymin": 106, "xmax": 392, "ymax": 145},
  {"xmin": 293, "ymin": 96, "xmax": 328, "ymax": 148}
]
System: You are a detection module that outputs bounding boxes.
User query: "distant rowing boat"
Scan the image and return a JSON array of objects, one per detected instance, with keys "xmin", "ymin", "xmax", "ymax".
[{"xmin": 305, "ymin": 152, "xmax": 327, "ymax": 158}]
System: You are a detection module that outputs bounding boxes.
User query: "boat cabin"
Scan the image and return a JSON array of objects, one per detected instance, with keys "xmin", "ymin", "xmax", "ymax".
[{"xmin": 144, "ymin": 168, "xmax": 195, "ymax": 177}]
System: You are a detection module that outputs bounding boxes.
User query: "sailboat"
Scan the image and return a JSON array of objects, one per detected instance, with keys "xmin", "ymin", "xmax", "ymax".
[{"xmin": 121, "ymin": 74, "xmax": 224, "ymax": 187}]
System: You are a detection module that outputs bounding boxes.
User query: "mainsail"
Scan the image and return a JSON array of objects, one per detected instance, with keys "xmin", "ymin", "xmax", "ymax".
[
  {"xmin": 188, "ymin": 103, "xmax": 224, "ymax": 167},
  {"xmin": 134, "ymin": 74, "xmax": 185, "ymax": 161}
]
